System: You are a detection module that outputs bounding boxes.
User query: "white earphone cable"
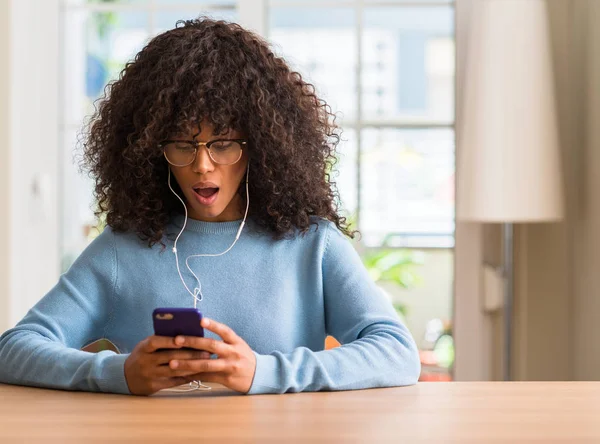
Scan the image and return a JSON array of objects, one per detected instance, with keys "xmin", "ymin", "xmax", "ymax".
[
  {"xmin": 163, "ymin": 162, "xmax": 249, "ymax": 393},
  {"xmin": 167, "ymin": 163, "xmax": 249, "ymax": 308}
]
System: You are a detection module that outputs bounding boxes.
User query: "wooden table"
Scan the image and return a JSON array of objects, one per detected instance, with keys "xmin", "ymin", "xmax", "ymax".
[{"xmin": 1, "ymin": 382, "xmax": 599, "ymax": 443}]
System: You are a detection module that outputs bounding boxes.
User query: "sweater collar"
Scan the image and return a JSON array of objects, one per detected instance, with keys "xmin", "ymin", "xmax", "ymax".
[{"xmin": 172, "ymin": 214, "xmax": 244, "ymax": 234}]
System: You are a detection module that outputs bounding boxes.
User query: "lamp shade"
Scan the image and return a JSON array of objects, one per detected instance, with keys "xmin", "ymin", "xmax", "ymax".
[{"xmin": 457, "ymin": 0, "xmax": 564, "ymax": 222}]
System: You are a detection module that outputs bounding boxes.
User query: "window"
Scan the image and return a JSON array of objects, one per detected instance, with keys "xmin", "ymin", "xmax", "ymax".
[{"xmin": 268, "ymin": 1, "xmax": 455, "ymax": 248}]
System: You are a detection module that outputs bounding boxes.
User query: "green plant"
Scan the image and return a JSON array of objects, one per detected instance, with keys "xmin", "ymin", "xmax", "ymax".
[
  {"xmin": 89, "ymin": 0, "xmax": 119, "ymax": 40},
  {"xmin": 344, "ymin": 213, "xmax": 425, "ymax": 318},
  {"xmin": 362, "ymin": 249, "xmax": 424, "ymax": 289},
  {"xmin": 362, "ymin": 248, "xmax": 425, "ymax": 318}
]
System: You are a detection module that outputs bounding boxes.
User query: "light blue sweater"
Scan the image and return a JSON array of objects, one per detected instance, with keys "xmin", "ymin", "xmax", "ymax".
[{"xmin": 0, "ymin": 216, "xmax": 420, "ymax": 395}]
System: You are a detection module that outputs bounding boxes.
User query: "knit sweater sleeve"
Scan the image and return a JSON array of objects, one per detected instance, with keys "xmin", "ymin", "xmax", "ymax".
[
  {"xmin": 0, "ymin": 228, "xmax": 130, "ymax": 394},
  {"xmin": 248, "ymin": 223, "xmax": 421, "ymax": 394}
]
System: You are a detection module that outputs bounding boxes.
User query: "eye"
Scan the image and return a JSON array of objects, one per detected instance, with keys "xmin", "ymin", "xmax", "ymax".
[
  {"xmin": 172, "ymin": 142, "xmax": 195, "ymax": 152},
  {"xmin": 210, "ymin": 141, "xmax": 235, "ymax": 152}
]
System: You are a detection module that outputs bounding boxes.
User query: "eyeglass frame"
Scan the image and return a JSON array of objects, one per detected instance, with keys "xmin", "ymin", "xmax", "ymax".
[{"xmin": 159, "ymin": 138, "xmax": 247, "ymax": 166}]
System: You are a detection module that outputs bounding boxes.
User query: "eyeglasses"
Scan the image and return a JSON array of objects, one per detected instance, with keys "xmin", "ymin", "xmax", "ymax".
[{"xmin": 160, "ymin": 139, "xmax": 247, "ymax": 166}]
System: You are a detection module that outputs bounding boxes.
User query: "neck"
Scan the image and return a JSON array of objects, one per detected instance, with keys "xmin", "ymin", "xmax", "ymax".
[{"xmin": 188, "ymin": 194, "xmax": 244, "ymax": 222}]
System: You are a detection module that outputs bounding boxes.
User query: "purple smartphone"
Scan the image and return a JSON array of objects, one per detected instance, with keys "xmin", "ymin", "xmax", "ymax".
[{"xmin": 153, "ymin": 308, "xmax": 205, "ymax": 339}]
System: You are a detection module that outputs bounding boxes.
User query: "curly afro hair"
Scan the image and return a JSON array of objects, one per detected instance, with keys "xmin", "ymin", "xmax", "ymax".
[{"xmin": 81, "ymin": 17, "xmax": 355, "ymax": 248}]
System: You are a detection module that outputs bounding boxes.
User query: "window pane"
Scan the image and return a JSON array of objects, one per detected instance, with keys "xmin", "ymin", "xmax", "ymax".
[
  {"xmin": 271, "ymin": 0, "xmax": 347, "ymax": 2},
  {"xmin": 62, "ymin": 9, "xmax": 150, "ymax": 125},
  {"xmin": 362, "ymin": 7, "xmax": 454, "ymax": 123},
  {"xmin": 384, "ymin": 248, "xmax": 454, "ymax": 378},
  {"xmin": 360, "ymin": 128, "xmax": 455, "ymax": 247},
  {"xmin": 60, "ymin": 128, "xmax": 99, "ymax": 272},
  {"xmin": 335, "ymin": 129, "xmax": 357, "ymax": 217},
  {"xmin": 61, "ymin": 8, "xmax": 149, "ymax": 270},
  {"xmin": 269, "ymin": 8, "xmax": 356, "ymax": 124},
  {"xmin": 64, "ymin": 0, "xmax": 236, "ymax": 4},
  {"xmin": 155, "ymin": 0, "xmax": 234, "ymax": 4},
  {"xmin": 154, "ymin": 9, "xmax": 237, "ymax": 33},
  {"xmin": 63, "ymin": 0, "xmax": 147, "ymax": 4},
  {"xmin": 272, "ymin": 0, "xmax": 452, "ymax": 2}
]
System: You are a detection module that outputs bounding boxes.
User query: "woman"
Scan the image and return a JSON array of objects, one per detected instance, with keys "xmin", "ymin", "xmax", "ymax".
[{"xmin": 0, "ymin": 18, "xmax": 420, "ymax": 395}]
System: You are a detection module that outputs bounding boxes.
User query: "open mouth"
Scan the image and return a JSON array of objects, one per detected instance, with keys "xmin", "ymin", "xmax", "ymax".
[
  {"xmin": 194, "ymin": 187, "xmax": 219, "ymax": 198},
  {"xmin": 193, "ymin": 187, "xmax": 220, "ymax": 205}
]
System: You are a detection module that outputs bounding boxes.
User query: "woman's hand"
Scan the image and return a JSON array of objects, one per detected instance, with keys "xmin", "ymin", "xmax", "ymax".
[
  {"xmin": 124, "ymin": 335, "xmax": 211, "ymax": 396},
  {"xmin": 168, "ymin": 317, "xmax": 257, "ymax": 394}
]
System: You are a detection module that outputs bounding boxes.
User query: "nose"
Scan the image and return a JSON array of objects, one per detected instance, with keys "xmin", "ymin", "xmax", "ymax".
[{"xmin": 191, "ymin": 145, "xmax": 215, "ymax": 175}]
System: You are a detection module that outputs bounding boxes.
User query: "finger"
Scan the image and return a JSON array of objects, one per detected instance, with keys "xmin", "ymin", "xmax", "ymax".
[
  {"xmin": 201, "ymin": 318, "xmax": 239, "ymax": 344},
  {"xmin": 168, "ymin": 358, "xmax": 229, "ymax": 374},
  {"xmin": 172, "ymin": 336, "xmax": 233, "ymax": 357},
  {"xmin": 144, "ymin": 335, "xmax": 182, "ymax": 353},
  {"xmin": 154, "ymin": 349, "xmax": 212, "ymax": 365},
  {"xmin": 154, "ymin": 365, "xmax": 201, "ymax": 379}
]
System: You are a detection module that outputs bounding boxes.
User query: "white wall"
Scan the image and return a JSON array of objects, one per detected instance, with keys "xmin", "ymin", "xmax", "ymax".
[
  {"xmin": 0, "ymin": 0, "xmax": 61, "ymax": 333},
  {"xmin": 0, "ymin": 0, "xmax": 11, "ymax": 333}
]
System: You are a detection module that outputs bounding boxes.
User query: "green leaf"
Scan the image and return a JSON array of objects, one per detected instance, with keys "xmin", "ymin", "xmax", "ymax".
[{"xmin": 362, "ymin": 248, "xmax": 424, "ymax": 290}]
